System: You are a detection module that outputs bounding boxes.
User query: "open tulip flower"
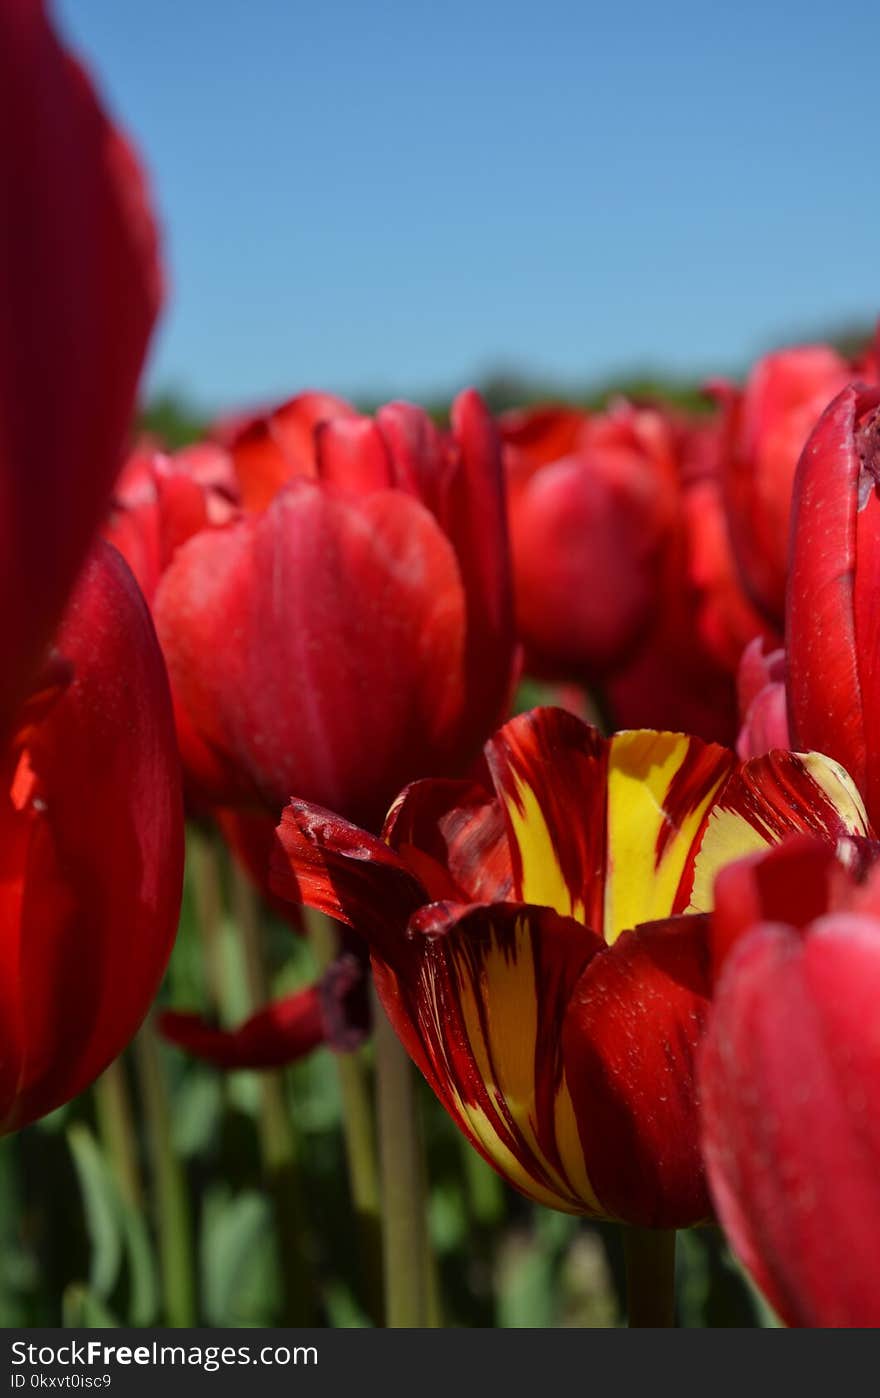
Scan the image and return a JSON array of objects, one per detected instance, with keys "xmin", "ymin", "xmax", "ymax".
[
  {"xmin": 787, "ymin": 383, "xmax": 880, "ymax": 826},
  {"xmin": 154, "ymin": 389, "xmax": 516, "ymax": 831},
  {"xmin": 700, "ymin": 836, "xmax": 880, "ymax": 1326},
  {"xmin": 270, "ymin": 706, "xmax": 870, "ymax": 1227},
  {"xmin": 0, "ymin": 544, "xmax": 183, "ymax": 1133}
]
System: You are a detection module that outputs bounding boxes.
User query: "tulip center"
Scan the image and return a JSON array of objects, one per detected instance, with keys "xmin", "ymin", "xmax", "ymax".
[{"xmin": 857, "ymin": 406, "xmax": 880, "ymax": 511}]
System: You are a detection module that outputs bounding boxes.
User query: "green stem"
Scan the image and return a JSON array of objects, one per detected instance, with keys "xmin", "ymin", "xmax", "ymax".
[
  {"xmin": 93, "ymin": 1057, "xmax": 143, "ymax": 1211},
  {"xmin": 230, "ymin": 863, "xmax": 317, "ymax": 1324},
  {"xmin": 305, "ymin": 908, "xmax": 384, "ymax": 1324},
  {"xmin": 134, "ymin": 1022, "xmax": 196, "ymax": 1327},
  {"xmin": 624, "ymin": 1227, "xmax": 676, "ymax": 1327},
  {"xmin": 373, "ymin": 989, "xmax": 433, "ymax": 1327},
  {"xmin": 188, "ymin": 824, "xmax": 227, "ymax": 1013}
]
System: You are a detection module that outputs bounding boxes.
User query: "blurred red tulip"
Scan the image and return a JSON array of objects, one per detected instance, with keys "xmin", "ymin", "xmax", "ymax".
[
  {"xmin": 713, "ymin": 345, "xmax": 853, "ymax": 624},
  {"xmin": 270, "ymin": 707, "xmax": 870, "ymax": 1225},
  {"xmin": 735, "ymin": 636, "xmax": 789, "ymax": 760},
  {"xmin": 505, "ymin": 400, "xmax": 678, "ymax": 678},
  {"xmin": 227, "ymin": 391, "xmax": 356, "ymax": 511},
  {"xmin": 604, "ymin": 424, "xmax": 740, "ymax": 744},
  {"xmin": 159, "ymin": 950, "xmax": 369, "ymax": 1069},
  {"xmin": 787, "ymin": 384, "xmax": 880, "ymax": 824},
  {"xmin": 499, "ymin": 403, "xmax": 589, "ymax": 473},
  {"xmin": 154, "ymin": 389, "xmax": 516, "ymax": 830},
  {"xmin": 700, "ymin": 838, "xmax": 880, "ymax": 1326},
  {"xmin": 682, "ymin": 456, "xmax": 778, "ymax": 675},
  {"xmin": 104, "ymin": 445, "xmax": 239, "ymax": 603},
  {"xmin": 0, "ymin": 0, "xmax": 161, "ymax": 735},
  {"xmin": 0, "ymin": 544, "xmax": 183, "ymax": 1133}
]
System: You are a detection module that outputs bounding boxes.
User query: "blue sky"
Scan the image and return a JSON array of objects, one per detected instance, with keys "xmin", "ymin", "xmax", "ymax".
[{"xmin": 58, "ymin": 0, "xmax": 879, "ymax": 413}]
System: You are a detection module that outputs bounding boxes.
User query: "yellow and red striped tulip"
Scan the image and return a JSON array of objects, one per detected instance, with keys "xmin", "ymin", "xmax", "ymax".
[{"xmin": 270, "ymin": 707, "xmax": 870, "ymax": 1227}]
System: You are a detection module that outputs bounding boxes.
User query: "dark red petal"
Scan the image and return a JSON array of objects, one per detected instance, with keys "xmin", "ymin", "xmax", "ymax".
[
  {"xmin": 159, "ymin": 986, "xmax": 325, "ymax": 1070},
  {"xmin": 700, "ymin": 916, "xmax": 880, "ymax": 1327},
  {"xmin": 563, "ymin": 914, "xmax": 713, "ymax": 1228},
  {"xmin": 382, "ymin": 777, "xmax": 513, "ymax": 904},
  {"xmin": 0, "ymin": 1, "xmax": 161, "ymax": 731},
  {"xmin": 2, "ymin": 543, "xmax": 183, "ymax": 1132},
  {"xmin": 271, "ymin": 800, "xmax": 426, "ymax": 955}
]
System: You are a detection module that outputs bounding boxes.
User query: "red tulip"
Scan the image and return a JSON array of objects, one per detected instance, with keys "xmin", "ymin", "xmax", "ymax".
[
  {"xmin": 154, "ymin": 389, "xmax": 516, "ymax": 830},
  {"xmin": 682, "ymin": 457, "xmax": 778, "ymax": 675},
  {"xmin": 787, "ymin": 384, "xmax": 880, "ymax": 825},
  {"xmin": 498, "ymin": 403, "xmax": 589, "ymax": 473},
  {"xmin": 0, "ymin": 544, "xmax": 183, "ymax": 1132},
  {"xmin": 714, "ymin": 346, "xmax": 854, "ymax": 624},
  {"xmin": 227, "ymin": 391, "xmax": 356, "ymax": 511},
  {"xmin": 605, "ymin": 426, "xmax": 744, "ymax": 745},
  {"xmin": 270, "ymin": 707, "xmax": 870, "ymax": 1224},
  {"xmin": 505, "ymin": 400, "xmax": 679, "ymax": 678},
  {"xmin": 104, "ymin": 445, "xmax": 239, "ymax": 604},
  {"xmin": 0, "ymin": 0, "xmax": 161, "ymax": 734},
  {"xmin": 700, "ymin": 838, "xmax": 880, "ymax": 1326},
  {"xmin": 735, "ymin": 637, "xmax": 788, "ymax": 760}
]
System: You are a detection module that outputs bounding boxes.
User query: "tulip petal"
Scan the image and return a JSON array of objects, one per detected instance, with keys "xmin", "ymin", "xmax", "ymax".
[
  {"xmin": 603, "ymin": 730, "xmax": 734, "ymax": 941},
  {"xmin": 160, "ymin": 986, "xmax": 325, "ymax": 1070},
  {"xmin": 711, "ymin": 835, "xmax": 846, "ymax": 975},
  {"xmin": 0, "ymin": 0, "xmax": 161, "ymax": 730},
  {"xmin": 2, "ymin": 544, "xmax": 183, "ymax": 1131},
  {"xmin": 563, "ymin": 914, "xmax": 713, "ymax": 1228},
  {"xmin": 316, "ymin": 417, "xmax": 393, "ymax": 493},
  {"xmin": 231, "ymin": 391, "xmax": 355, "ymax": 510},
  {"xmin": 374, "ymin": 900, "xmax": 605, "ymax": 1213},
  {"xmin": 484, "ymin": 707, "xmax": 608, "ymax": 926},
  {"xmin": 787, "ymin": 386, "xmax": 880, "ymax": 808},
  {"xmin": 271, "ymin": 799, "xmax": 426, "ymax": 955},
  {"xmin": 687, "ymin": 749, "xmax": 871, "ymax": 913},
  {"xmin": 443, "ymin": 391, "xmax": 516, "ymax": 745},
  {"xmin": 383, "ymin": 777, "xmax": 514, "ymax": 904},
  {"xmin": 155, "ymin": 481, "xmax": 467, "ymax": 826},
  {"xmin": 701, "ymin": 916, "xmax": 880, "ymax": 1327},
  {"xmin": 375, "ymin": 402, "xmax": 453, "ymax": 513}
]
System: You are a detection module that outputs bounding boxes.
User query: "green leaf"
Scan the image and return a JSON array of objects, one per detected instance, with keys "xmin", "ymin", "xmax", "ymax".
[
  {"xmin": 62, "ymin": 1284, "xmax": 120, "ymax": 1328},
  {"xmin": 67, "ymin": 1126, "xmax": 122, "ymax": 1300},
  {"xmin": 200, "ymin": 1187, "xmax": 279, "ymax": 1326}
]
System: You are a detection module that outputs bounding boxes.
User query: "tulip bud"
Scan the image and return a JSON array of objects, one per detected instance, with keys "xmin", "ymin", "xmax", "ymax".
[
  {"xmin": 505, "ymin": 401, "xmax": 678, "ymax": 679},
  {"xmin": 715, "ymin": 346, "xmax": 853, "ymax": 624},
  {"xmin": 735, "ymin": 637, "xmax": 788, "ymax": 760},
  {"xmin": 154, "ymin": 390, "xmax": 516, "ymax": 830},
  {"xmin": 700, "ymin": 841, "xmax": 880, "ymax": 1326}
]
